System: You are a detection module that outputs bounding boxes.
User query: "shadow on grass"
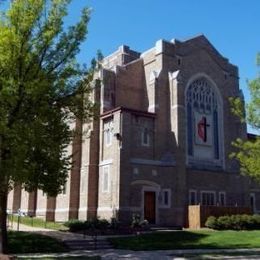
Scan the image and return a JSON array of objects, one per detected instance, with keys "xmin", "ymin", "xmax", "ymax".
[
  {"xmin": 110, "ymin": 231, "xmax": 210, "ymax": 250},
  {"xmin": 8, "ymin": 231, "xmax": 68, "ymax": 254},
  {"xmin": 109, "ymin": 230, "xmax": 256, "ymax": 251}
]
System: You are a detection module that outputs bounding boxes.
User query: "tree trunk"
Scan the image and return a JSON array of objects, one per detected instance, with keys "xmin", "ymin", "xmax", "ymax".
[{"xmin": 0, "ymin": 191, "xmax": 8, "ymax": 254}]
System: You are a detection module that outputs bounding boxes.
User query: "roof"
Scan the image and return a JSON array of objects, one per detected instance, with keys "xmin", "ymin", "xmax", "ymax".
[{"xmin": 100, "ymin": 106, "xmax": 156, "ymax": 119}]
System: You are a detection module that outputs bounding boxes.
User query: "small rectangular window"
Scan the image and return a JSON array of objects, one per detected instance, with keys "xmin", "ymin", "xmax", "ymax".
[
  {"xmin": 189, "ymin": 190, "xmax": 197, "ymax": 205},
  {"xmin": 201, "ymin": 192, "xmax": 215, "ymax": 206},
  {"xmin": 102, "ymin": 166, "xmax": 110, "ymax": 193},
  {"xmin": 141, "ymin": 128, "xmax": 150, "ymax": 147},
  {"xmin": 219, "ymin": 192, "xmax": 226, "ymax": 206},
  {"xmin": 104, "ymin": 129, "xmax": 112, "ymax": 146},
  {"xmin": 103, "ymin": 119, "xmax": 113, "ymax": 146},
  {"xmin": 163, "ymin": 191, "xmax": 169, "ymax": 205},
  {"xmin": 161, "ymin": 189, "xmax": 171, "ymax": 208}
]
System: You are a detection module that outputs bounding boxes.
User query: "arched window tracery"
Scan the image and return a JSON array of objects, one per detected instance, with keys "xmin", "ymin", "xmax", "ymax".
[{"xmin": 186, "ymin": 77, "xmax": 220, "ymax": 162}]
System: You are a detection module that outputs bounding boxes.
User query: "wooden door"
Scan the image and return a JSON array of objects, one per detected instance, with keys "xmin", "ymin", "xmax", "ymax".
[{"xmin": 144, "ymin": 191, "xmax": 156, "ymax": 224}]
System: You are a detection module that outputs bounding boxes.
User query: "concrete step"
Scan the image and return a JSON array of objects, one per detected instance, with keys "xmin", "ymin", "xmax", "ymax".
[{"xmin": 150, "ymin": 226, "xmax": 183, "ymax": 231}]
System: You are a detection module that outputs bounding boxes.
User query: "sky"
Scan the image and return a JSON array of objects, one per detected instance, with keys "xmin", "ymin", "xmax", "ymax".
[
  {"xmin": 2, "ymin": 0, "xmax": 260, "ymax": 133},
  {"xmin": 68, "ymin": 0, "xmax": 259, "ymax": 133}
]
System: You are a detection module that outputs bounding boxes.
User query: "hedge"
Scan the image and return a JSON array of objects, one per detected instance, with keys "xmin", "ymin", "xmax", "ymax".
[
  {"xmin": 205, "ymin": 214, "xmax": 260, "ymax": 230},
  {"xmin": 64, "ymin": 218, "xmax": 110, "ymax": 232}
]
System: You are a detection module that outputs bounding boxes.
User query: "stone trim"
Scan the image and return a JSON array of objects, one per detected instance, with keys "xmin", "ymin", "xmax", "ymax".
[{"xmin": 130, "ymin": 158, "xmax": 176, "ymax": 167}]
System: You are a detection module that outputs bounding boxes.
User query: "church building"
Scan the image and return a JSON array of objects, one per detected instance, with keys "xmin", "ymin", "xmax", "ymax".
[{"xmin": 7, "ymin": 35, "xmax": 260, "ymax": 227}]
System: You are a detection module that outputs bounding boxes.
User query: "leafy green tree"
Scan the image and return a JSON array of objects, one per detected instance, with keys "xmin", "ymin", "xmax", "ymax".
[
  {"xmin": 230, "ymin": 56, "xmax": 260, "ymax": 181},
  {"xmin": 0, "ymin": 0, "xmax": 95, "ymax": 253}
]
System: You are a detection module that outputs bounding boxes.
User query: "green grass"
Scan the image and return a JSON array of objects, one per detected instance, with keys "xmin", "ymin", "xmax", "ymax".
[
  {"xmin": 8, "ymin": 214, "xmax": 67, "ymax": 230},
  {"xmin": 109, "ymin": 230, "xmax": 260, "ymax": 250},
  {"xmin": 8, "ymin": 231, "xmax": 68, "ymax": 254}
]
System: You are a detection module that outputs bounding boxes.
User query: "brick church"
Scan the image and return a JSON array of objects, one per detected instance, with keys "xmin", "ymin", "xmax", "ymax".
[{"xmin": 7, "ymin": 35, "xmax": 260, "ymax": 226}]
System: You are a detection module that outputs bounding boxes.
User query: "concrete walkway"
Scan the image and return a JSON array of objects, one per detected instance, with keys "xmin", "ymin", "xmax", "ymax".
[
  {"xmin": 9, "ymin": 223, "xmax": 260, "ymax": 259},
  {"xmin": 9, "ymin": 222, "xmax": 88, "ymax": 241},
  {"xmin": 14, "ymin": 248, "xmax": 260, "ymax": 259}
]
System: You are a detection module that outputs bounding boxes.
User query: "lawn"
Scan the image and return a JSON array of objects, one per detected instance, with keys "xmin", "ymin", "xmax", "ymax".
[
  {"xmin": 8, "ymin": 214, "xmax": 67, "ymax": 231},
  {"xmin": 8, "ymin": 231, "xmax": 68, "ymax": 254},
  {"xmin": 109, "ymin": 230, "xmax": 260, "ymax": 250}
]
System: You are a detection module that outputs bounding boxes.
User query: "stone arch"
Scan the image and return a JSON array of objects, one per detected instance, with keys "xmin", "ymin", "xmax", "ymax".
[{"xmin": 131, "ymin": 180, "xmax": 161, "ymax": 188}]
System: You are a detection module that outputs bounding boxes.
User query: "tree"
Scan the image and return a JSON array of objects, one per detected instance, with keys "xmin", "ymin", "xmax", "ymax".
[
  {"xmin": 0, "ymin": 0, "xmax": 95, "ymax": 253},
  {"xmin": 230, "ymin": 55, "xmax": 260, "ymax": 181}
]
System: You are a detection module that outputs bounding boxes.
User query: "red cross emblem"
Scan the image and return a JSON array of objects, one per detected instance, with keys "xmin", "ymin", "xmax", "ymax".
[{"xmin": 197, "ymin": 116, "xmax": 210, "ymax": 142}]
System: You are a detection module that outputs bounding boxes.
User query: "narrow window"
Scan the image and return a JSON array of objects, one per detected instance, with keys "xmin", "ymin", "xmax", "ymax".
[
  {"xmin": 219, "ymin": 192, "xmax": 226, "ymax": 206},
  {"xmin": 102, "ymin": 166, "xmax": 110, "ymax": 193},
  {"xmin": 104, "ymin": 119, "xmax": 113, "ymax": 146},
  {"xmin": 163, "ymin": 191, "xmax": 169, "ymax": 206},
  {"xmin": 161, "ymin": 189, "xmax": 171, "ymax": 207},
  {"xmin": 142, "ymin": 128, "xmax": 150, "ymax": 147},
  {"xmin": 189, "ymin": 190, "xmax": 197, "ymax": 205},
  {"xmin": 105, "ymin": 129, "xmax": 112, "ymax": 146}
]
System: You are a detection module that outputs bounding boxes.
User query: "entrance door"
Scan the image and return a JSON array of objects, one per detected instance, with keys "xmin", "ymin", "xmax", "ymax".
[{"xmin": 144, "ymin": 191, "xmax": 156, "ymax": 224}]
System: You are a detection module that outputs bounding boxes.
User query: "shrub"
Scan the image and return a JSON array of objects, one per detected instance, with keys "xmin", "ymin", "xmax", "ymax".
[
  {"xmin": 91, "ymin": 218, "xmax": 110, "ymax": 230},
  {"xmin": 110, "ymin": 217, "xmax": 120, "ymax": 230},
  {"xmin": 252, "ymin": 214, "xmax": 260, "ymax": 229},
  {"xmin": 218, "ymin": 215, "xmax": 233, "ymax": 230},
  {"xmin": 131, "ymin": 213, "xmax": 149, "ymax": 229},
  {"xmin": 131, "ymin": 213, "xmax": 141, "ymax": 228},
  {"xmin": 64, "ymin": 219, "xmax": 88, "ymax": 232},
  {"xmin": 64, "ymin": 218, "xmax": 111, "ymax": 232},
  {"xmin": 205, "ymin": 214, "xmax": 260, "ymax": 230},
  {"xmin": 205, "ymin": 216, "xmax": 218, "ymax": 229}
]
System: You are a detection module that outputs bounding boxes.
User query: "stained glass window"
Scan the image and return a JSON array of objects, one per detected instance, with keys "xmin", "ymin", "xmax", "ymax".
[{"xmin": 186, "ymin": 78, "xmax": 220, "ymax": 160}]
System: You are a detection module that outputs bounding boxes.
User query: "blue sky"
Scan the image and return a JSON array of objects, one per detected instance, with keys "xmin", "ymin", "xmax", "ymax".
[
  {"xmin": 3, "ymin": 0, "xmax": 260, "ymax": 133},
  {"xmin": 69, "ymin": 0, "xmax": 259, "ymax": 133},
  {"xmin": 71, "ymin": 0, "xmax": 260, "ymax": 81}
]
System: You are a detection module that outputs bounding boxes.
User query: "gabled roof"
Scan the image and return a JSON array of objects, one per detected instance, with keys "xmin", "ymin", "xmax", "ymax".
[{"xmin": 172, "ymin": 34, "xmax": 238, "ymax": 75}]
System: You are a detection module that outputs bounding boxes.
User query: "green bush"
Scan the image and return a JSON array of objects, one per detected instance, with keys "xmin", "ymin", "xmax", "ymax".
[
  {"xmin": 205, "ymin": 216, "xmax": 218, "ymax": 229},
  {"xmin": 205, "ymin": 214, "xmax": 260, "ymax": 230},
  {"xmin": 89, "ymin": 218, "xmax": 110, "ymax": 230},
  {"xmin": 64, "ymin": 218, "xmax": 110, "ymax": 232},
  {"xmin": 252, "ymin": 214, "xmax": 260, "ymax": 229},
  {"xmin": 218, "ymin": 215, "xmax": 233, "ymax": 230},
  {"xmin": 64, "ymin": 219, "xmax": 88, "ymax": 232}
]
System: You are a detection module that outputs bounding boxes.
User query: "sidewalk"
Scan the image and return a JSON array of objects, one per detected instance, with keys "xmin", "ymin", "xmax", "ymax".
[
  {"xmin": 9, "ymin": 222, "xmax": 88, "ymax": 241},
  {"xmin": 15, "ymin": 248, "xmax": 260, "ymax": 259}
]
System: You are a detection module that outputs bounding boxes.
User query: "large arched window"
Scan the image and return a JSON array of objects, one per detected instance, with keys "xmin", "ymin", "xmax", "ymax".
[{"xmin": 186, "ymin": 77, "xmax": 222, "ymax": 166}]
